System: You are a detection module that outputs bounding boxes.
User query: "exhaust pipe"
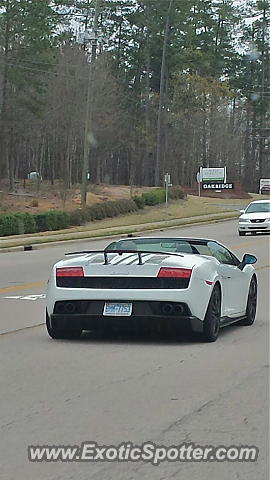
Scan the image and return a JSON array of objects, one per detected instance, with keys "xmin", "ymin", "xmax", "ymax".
[
  {"xmin": 174, "ymin": 304, "xmax": 185, "ymax": 315},
  {"xmin": 55, "ymin": 303, "xmax": 65, "ymax": 314},
  {"xmin": 162, "ymin": 303, "xmax": 174, "ymax": 315},
  {"xmin": 64, "ymin": 302, "xmax": 76, "ymax": 314}
]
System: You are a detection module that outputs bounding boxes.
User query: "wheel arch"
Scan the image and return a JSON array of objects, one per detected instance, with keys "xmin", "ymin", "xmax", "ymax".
[
  {"xmin": 213, "ymin": 280, "xmax": 222, "ymax": 298},
  {"xmin": 212, "ymin": 280, "xmax": 222, "ymax": 310}
]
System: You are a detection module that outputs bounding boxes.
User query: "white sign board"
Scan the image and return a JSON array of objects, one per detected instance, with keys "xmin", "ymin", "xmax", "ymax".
[
  {"xmin": 201, "ymin": 167, "xmax": 226, "ymax": 183},
  {"xmin": 259, "ymin": 179, "xmax": 270, "ymax": 193},
  {"xmin": 164, "ymin": 173, "xmax": 171, "ymax": 184}
]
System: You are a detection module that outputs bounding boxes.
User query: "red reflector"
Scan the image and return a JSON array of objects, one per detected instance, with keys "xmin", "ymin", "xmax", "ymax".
[
  {"xmin": 56, "ymin": 267, "xmax": 84, "ymax": 277},
  {"xmin": 158, "ymin": 267, "xmax": 192, "ymax": 278},
  {"xmin": 205, "ymin": 280, "xmax": 213, "ymax": 285}
]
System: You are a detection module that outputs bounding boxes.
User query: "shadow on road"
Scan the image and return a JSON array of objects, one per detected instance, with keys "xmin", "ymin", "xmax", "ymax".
[{"xmin": 41, "ymin": 321, "xmax": 247, "ymax": 347}]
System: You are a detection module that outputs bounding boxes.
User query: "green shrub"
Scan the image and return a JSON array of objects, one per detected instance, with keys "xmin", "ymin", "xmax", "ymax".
[
  {"xmin": 14, "ymin": 213, "xmax": 37, "ymax": 234},
  {"xmin": 169, "ymin": 186, "xmax": 186, "ymax": 200},
  {"xmin": 0, "ymin": 214, "xmax": 19, "ymax": 236},
  {"xmin": 68, "ymin": 199, "xmax": 138, "ymax": 227},
  {"xmin": 132, "ymin": 195, "xmax": 145, "ymax": 209},
  {"xmin": 88, "ymin": 199, "xmax": 137, "ymax": 222},
  {"xmin": 33, "ymin": 211, "xmax": 70, "ymax": 231},
  {"xmin": 142, "ymin": 189, "xmax": 166, "ymax": 206},
  {"xmin": 45, "ymin": 211, "xmax": 70, "ymax": 231},
  {"xmin": 0, "ymin": 213, "xmax": 36, "ymax": 236},
  {"xmin": 141, "ymin": 186, "xmax": 185, "ymax": 206},
  {"xmin": 33, "ymin": 213, "xmax": 48, "ymax": 232},
  {"xmin": 69, "ymin": 209, "xmax": 87, "ymax": 226}
]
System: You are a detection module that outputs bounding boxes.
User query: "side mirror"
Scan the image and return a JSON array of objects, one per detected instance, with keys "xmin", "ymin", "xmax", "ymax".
[
  {"xmin": 239, "ymin": 209, "xmax": 245, "ymax": 214},
  {"xmin": 238, "ymin": 253, "xmax": 257, "ymax": 271}
]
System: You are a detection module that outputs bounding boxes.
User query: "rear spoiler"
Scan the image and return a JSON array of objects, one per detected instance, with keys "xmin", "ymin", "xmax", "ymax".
[{"xmin": 65, "ymin": 249, "xmax": 184, "ymax": 265}]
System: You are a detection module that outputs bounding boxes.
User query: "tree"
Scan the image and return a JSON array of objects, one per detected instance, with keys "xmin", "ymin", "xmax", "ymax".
[{"xmin": 0, "ymin": 0, "xmax": 60, "ymax": 189}]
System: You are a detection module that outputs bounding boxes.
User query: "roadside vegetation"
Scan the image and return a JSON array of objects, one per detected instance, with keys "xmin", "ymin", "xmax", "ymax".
[
  {"xmin": 1, "ymin": 193, "xmax": 268, "ymax": 247},
  {"xmin": 0, "ymin": 187, "xmax": 185, "ymax": 236},
  {"xmin": 0, "ymin": 0, "xmax": 268, "ymax": 199}
]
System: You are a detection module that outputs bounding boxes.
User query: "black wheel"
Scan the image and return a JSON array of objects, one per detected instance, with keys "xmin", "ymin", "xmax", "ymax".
[
  {"xmin": 46, "ymin": 310, "xmax": 82, "ymax": 339},
  {"xmin": 238, "ymin": 277, "xmax": 257, "ymax": 326},
  {"xmin": 202, "ymin": 285, "xmax": 221, "ymax": 342},
  {"xmin": 238, "ymin": 231, "xmax": 245, "ymax": 237}
]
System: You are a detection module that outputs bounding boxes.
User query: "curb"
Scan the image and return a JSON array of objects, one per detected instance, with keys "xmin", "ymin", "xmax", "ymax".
[{"xmin": 0, "ymin": 214, "xmax": 238, "ymax": 253}]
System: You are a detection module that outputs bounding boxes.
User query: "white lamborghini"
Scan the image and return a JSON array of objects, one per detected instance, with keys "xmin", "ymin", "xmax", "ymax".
[{"xmin": 46, "ymin": 237, "xmax": 258, "ymax": 342}]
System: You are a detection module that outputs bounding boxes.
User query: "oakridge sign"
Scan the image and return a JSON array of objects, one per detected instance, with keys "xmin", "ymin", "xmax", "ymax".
[
  {"xmin": 197, "ymin": 167, "xmax": 234, "ymax": 196},
  {"xmin": 202, "ymin": 183, "xmax": 234, "ymax": 190}
]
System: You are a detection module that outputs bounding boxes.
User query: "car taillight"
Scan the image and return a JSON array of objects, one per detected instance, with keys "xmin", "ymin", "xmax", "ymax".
[
  {"xmin": 56, "ymin": 267, "xmax": 84, "ymax": 277},
  {"xmin": 158, "ymin": 267, "xmax": 192, "ymax": 278}
]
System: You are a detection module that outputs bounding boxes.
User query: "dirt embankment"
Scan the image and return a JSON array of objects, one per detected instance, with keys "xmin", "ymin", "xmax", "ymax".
[{"xmin": 0, "ymin": 183, "xmax": 152, "ymax": 214}]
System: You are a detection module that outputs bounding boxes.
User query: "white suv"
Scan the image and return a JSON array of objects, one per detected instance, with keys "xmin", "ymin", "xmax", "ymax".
[{"xmin": 238, "ymin": 200, "xmax": 270, "ymax": 236}]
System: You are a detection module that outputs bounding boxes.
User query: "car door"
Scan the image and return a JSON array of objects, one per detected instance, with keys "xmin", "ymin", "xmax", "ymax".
[{"xmin": 207, "ymin": 242, "xmax": 248, "ymax": 316}]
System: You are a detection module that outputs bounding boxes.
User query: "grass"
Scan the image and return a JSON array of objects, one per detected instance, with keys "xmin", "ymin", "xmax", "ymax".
[
  {"xmin": 0, "ymin": 212, "xmax": 238, "ymax": 249},
  {"xmin": 0, "ymin": 193, "xmax": 268, "ymax": 248}
]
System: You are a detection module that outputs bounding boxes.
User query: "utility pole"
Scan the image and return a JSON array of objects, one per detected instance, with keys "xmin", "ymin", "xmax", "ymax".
[
  {"xmin": 81, "ymin": 0, "xmax": 101, "ymax": 207},
  {"xmin": 258, "ymin": 4, "xmax": 268, "ymax": 179},
  {"xmin": 155, "ymin": 0, "xmax": 174, "ymax": 187}
]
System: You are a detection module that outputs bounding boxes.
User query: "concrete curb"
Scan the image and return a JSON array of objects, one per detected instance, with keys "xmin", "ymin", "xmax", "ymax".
[{"xmin": 0, "ymin": 213, "xmax": 239, "ymax": 253}]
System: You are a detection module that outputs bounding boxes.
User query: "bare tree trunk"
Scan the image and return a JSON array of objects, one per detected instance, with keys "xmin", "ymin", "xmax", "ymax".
[
  {"xmin": 81, "ymin": 0, "xmax": 101, "ymax": 206},
  {"xmin": 1, "ymin": 0, "xmax": 11, "ymax": 182},
  {"xmin": 258, "ymin": 6, "xmax": 267, "ymax": 178},
  {"xmin": 155, "ymin": 0, "xmax": 174, "ymax": 186}
]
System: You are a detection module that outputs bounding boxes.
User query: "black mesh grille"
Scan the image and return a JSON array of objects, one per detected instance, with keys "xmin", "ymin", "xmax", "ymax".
[
  {"xmin": 56, "ymin": 276, "xmax": 190, "ymax": 289},
  {"xmin": 250, "ymin": 219, "xmax": 265, "ymax": 223}
]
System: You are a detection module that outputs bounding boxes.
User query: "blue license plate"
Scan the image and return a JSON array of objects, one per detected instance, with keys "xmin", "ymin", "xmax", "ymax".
[{"xmin": 103, "ymin": 302, "xmax": 132, "ymax": 316}]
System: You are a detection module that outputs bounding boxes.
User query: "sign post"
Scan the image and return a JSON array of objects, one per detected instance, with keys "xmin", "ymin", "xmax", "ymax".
[
  {"xmin": 197, "ymin": 169, "xmax": 202, "ymax": 197},
  {"xmin": 164, "ymin": 173, "xmax": 172, "ymax": 223}
]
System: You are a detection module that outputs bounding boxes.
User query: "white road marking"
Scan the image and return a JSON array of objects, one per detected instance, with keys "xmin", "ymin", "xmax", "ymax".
[
  {"xmin": 2, "ymin": 294, "xmax": 46, "ymax": 301},
  {"xmin": 3, "ymin": 296, "xmax": 22, "ymax": 300}
]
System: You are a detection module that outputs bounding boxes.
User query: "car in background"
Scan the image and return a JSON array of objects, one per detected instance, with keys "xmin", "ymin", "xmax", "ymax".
[
  {"xmin": 238, "ymin": 200, "xmax": 270, "ymax": 236},
  {"xmin": 46, "ymin": 237, "xmax": 258, "ymax": 343}
]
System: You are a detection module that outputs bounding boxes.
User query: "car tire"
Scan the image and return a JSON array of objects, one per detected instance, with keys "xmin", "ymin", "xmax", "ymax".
[
  {"xmin": 46, "ymin": 310, "xmax": 82, "ymax": 339},
  {"xmin": 238, "ymin": 276, "xmax": 257, "ymax": 326},
  {"xmin": 202, "ymin": 285, "xmax": 221, "ymax": 342},
  {"xmin": 238, "ymin": 231, "xmax": 245, "ymax": 236}
]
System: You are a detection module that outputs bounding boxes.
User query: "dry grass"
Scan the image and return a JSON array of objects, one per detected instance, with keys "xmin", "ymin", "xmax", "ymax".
[{"xmin": 0, "ymin": 182, "xmax": 152, "ymax": 214}]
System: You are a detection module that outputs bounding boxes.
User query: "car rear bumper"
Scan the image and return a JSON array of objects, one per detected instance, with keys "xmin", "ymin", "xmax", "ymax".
[{"xmin": 49, "ymin": 300, "xmax": 203, "ymax": 333}]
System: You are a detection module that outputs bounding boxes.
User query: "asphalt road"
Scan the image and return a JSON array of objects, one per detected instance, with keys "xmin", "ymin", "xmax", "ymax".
[{"xmin": 0, "ymin": 220, "xmax": 269, "ymax": 480}]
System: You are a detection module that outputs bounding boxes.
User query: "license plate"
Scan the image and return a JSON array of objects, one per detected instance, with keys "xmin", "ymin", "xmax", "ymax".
[{"xmin": 103, "ymin": 302, "xmax": 132, "ymax": 316}]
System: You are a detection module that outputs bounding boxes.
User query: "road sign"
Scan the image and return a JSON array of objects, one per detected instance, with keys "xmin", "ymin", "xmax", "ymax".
[
  {"xmin": 259, "ymin": 179, "xmax": 270, "ymax": 194},
  {"xmin": 201, "ymin": 167, "xmax": 226, "ymax": 183},
  {"xmin": 164, "ymin": 173, "xmax": 171, "ymax": 185}
]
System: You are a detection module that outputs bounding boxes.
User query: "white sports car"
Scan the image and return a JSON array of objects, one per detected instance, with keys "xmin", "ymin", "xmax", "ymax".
[{"xmin": 46, "ymin": 237, "xmax": 258, "ymax": 342}]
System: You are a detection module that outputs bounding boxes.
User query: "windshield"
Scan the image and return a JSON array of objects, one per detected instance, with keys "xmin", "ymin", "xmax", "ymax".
[
  {"xmin": 245, "ymin": 203, "xmax": 270, "ymax": 214},
  {"xmin": 106, "ymin": 238, "xmax": 240, "ymax": 265},
  {"xmin": 107, "ymin": 238, "xmax": 214, "ymax": 256}
]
